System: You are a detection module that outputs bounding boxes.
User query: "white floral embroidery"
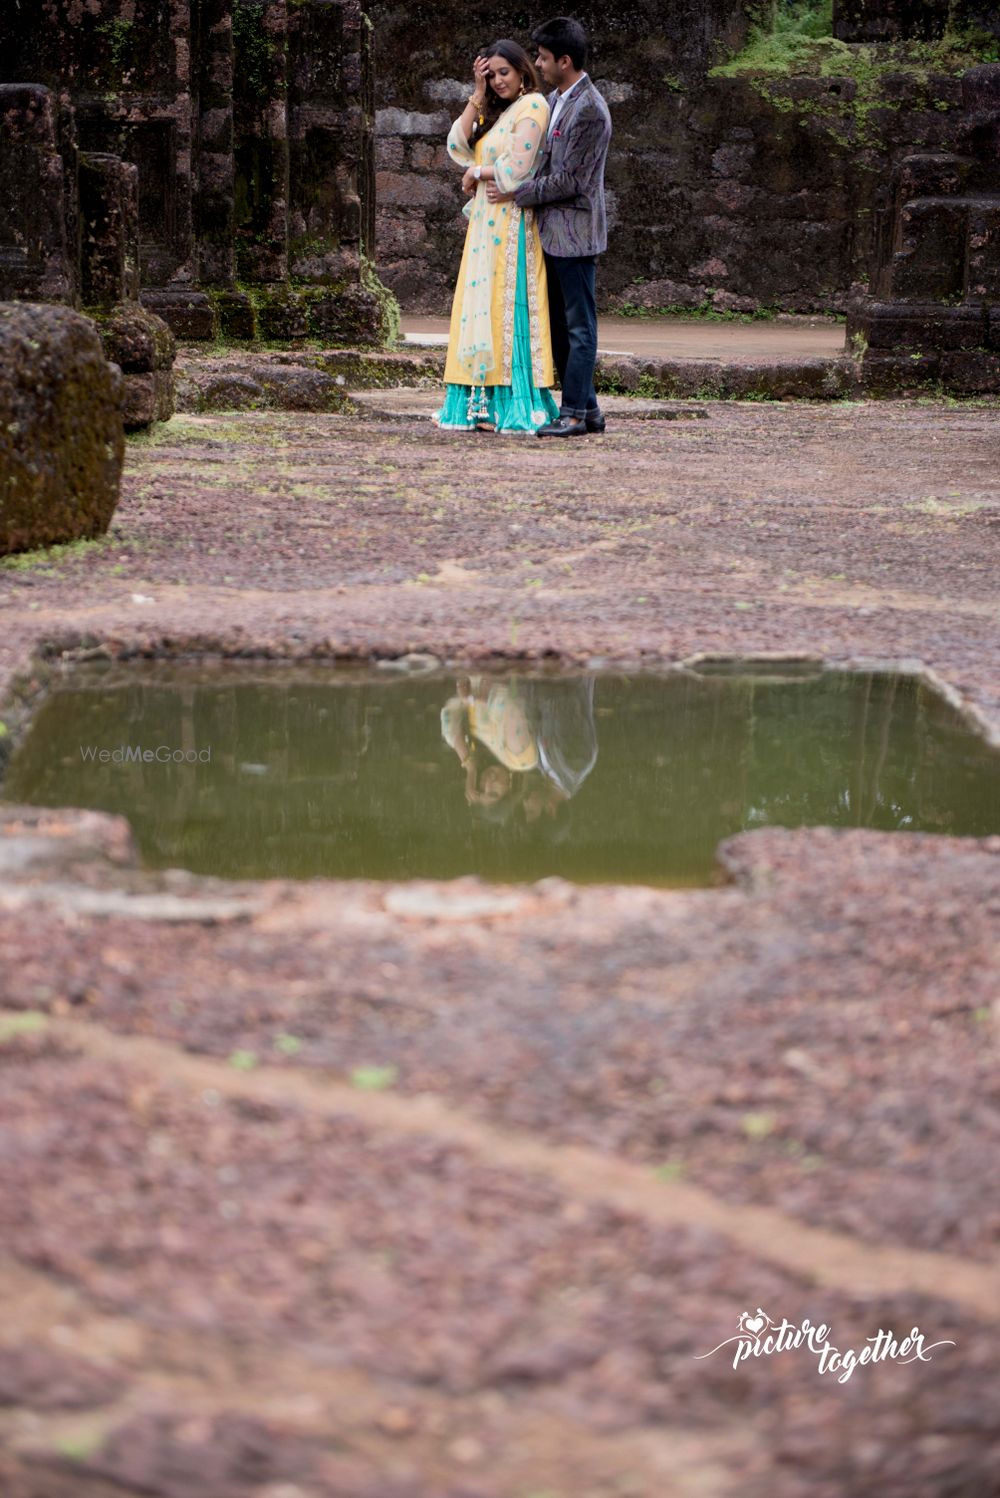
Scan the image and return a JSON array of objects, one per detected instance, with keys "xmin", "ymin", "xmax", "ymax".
[
  {"xmin": 523, "ymin": 208, "xmax": 545, "ymax": 386},
  {"xmin": 501, "ymin": 202, "xmax": 522, "ymax": 384}
]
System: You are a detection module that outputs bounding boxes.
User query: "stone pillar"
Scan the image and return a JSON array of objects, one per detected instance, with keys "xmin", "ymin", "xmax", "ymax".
[
  {"xmin": 233, "ymin": 0, "xmax": 290, "ymax": 284},
  {"xmin": 0, "ymin": 84, "xmax": 78, "ymax": 305},
  {"xmin": 196, "ymin": 0, "xmax": 237, "ymax": 290},
  {"xmin": 79, "ymin": 152, "xmax": 140, "ymax": 306},
  {"xmin": 288, "ymin": 0, "xmax": 359, "ymax": 280}
]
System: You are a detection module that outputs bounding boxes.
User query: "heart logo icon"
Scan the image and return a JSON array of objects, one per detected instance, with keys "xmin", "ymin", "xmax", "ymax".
[{"xmin": 744, "ymin": 1315, "xmax": 765, "ymax": 1334}]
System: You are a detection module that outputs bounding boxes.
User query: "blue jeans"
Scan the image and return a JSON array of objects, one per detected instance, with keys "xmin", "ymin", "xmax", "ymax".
[{"xmin": 545, "ymin": 252, "xmax": 599, "ymax": 418}]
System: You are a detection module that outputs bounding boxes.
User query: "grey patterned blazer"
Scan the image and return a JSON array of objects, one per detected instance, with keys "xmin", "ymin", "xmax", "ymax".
[{"xmin": 513, "ymin": 75, "xmax": 612, "ymax": 258}]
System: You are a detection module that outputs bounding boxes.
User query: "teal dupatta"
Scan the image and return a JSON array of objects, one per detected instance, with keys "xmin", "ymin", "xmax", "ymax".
[{"xmin": 435, "ymin": 216, "xmax": 559, "ymax": 434}]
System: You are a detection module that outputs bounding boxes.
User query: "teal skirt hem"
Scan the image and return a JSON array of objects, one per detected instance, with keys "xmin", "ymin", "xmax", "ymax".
[{"xmin": 435, "ymin": 216, "xmax": 558, "ymax": 434}]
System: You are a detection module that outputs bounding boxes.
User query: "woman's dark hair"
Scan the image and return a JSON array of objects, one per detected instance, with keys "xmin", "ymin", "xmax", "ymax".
[
  {"xmin": 530, "ymin": 15, "xmax": 588, "ymax": 69},
  {"xmin": 472, "ymin": 38, "xmax": 541, "ymax": 141}
]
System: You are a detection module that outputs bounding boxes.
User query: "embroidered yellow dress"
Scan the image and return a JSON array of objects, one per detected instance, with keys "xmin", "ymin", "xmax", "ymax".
[
  {"xmin": 435, "ymin": 93, "xmax": 559, "ymax": 432},
  {"xmin": 440, "ymin": 679, "xmax": 539, "ymax": 772}
]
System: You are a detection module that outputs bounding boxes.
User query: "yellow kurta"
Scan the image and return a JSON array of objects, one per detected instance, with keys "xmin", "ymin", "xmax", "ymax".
[
  {"xmin": 443, "ymin": 94, "xmax": 556, "ymax": 389},
  {"xmin": 440, "ymin": 679, "xmax": 539, "ymax": 773}
]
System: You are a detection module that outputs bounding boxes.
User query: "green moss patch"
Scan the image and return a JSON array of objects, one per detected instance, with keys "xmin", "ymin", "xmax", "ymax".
[{"xmin": 711, "ymin": 3, "xmax": 1000, "ymax": 144}]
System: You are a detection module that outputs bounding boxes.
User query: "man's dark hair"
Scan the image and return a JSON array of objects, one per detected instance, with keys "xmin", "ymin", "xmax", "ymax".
[{"xmin": 530, "ymin": 16, "xmax": 588, "ymax": 69}]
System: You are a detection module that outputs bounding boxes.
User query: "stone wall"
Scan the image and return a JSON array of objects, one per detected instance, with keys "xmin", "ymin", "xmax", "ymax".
[
  {"xmin": 0, "ymin": 0, "xmax": 395, "ymax": 344},
  {"xmin": 370, "ymin": 4, "xmax": 999, "ymax": 315},
  {"xmin": 370, "ymin": 0, "xmax": 763, "ymax": 313},
  {"xmin": 833, "ymin": 1, "xmax": 1000, "ymax": 43}
]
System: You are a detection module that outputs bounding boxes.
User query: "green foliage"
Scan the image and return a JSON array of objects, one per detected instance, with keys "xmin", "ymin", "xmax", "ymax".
[
  {"xmin": 54, "ymin": 1433, "xmax": 104, "ymax": 1462},
  {"xmin": 616, "ymin": 298, "xmax": 780, "ymax": 324},
  {"xmin": 0, "ymin": 1011, "xmax": 48, "ymax": 1042},
  {"xmin": 350, "ymin": 1063, "xmax": 398, "ymax": 1091},
  {"xmin": 232, "ymin": 0, "xmax": 276, "ymax": 103},
  {"xmin": 0, "ymin": 535, "xmax": 112, "ymax": 571},
  {"xmin": 96, "ymin": 17, "xmax": 135, "ymax": 79},
  {"xmin": 228, "ymin": 1048, "xmax": 259, "ymax": 1070},
  {"xmin": 653, "ymin": 1159, "xmax": 686, "ymax": 1181},
  {"xmin": 741, "ymin": 1110, "xmax": 778, "ymax": 1140},
  {"xmin": 361, "ymin": 256, "xmax": 402, "ymax": 347}
]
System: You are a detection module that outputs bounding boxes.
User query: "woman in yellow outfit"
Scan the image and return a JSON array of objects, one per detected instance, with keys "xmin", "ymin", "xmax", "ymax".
[{"xmin": 434, "ymin": 41, "xmax": 559, "ymax": 434}]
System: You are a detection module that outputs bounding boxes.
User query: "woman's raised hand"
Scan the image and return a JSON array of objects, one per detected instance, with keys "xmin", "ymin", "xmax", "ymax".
[{"xmin": 471, "ymin": 54, "xmax": 490, "ymax": 104}]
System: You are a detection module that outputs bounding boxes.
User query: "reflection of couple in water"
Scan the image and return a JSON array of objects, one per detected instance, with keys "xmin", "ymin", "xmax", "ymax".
[{"xmin": 441, "ymin": 674, "xmax": 597, "ymax": 824}]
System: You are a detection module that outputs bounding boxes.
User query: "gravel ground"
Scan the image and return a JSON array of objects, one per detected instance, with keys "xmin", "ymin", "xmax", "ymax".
[{"xmin": 0, "ymin": 398, "xmax": 998, "ymax": 1497}]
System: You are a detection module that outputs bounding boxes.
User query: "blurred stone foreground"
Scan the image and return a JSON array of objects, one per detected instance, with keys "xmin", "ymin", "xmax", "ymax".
[{"xmin": 0, "ymin": 399, "xmax": 998, "ymax": 1497}]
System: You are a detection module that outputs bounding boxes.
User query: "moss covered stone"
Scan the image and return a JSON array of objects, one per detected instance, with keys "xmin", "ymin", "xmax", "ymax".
[
  {"xmin": 91, "ymin": 303, "xmax": 176, "ymax": 431},
  {"xmin": 93, "ymin": 303, "xmax": 175, "ymax": 370},
  {"xmin": 0, "ymin": 303, "xmax": 124, "ymax": 557}
]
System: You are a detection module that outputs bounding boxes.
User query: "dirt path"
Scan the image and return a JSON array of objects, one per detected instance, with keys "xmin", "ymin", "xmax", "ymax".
[{"xmin": 402, "ymin": 313, "xmax": 848, "ymax": 361}]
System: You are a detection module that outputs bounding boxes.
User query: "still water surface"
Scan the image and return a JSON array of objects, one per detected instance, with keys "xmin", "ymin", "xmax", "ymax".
[{"xmin": 6, "ymin": 664, "xmax": 999, "ymax": 885}]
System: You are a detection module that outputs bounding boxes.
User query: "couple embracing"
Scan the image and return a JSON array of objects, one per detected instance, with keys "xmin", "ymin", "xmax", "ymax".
[{"xmin": 434, "ymin": 16, "xmax": 612, "ymax": 437}]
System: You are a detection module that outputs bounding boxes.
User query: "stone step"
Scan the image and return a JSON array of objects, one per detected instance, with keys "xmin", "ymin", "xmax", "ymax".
[{"xmin": 174, "ymin": 346, "xmax": 861, "ymax": 413}]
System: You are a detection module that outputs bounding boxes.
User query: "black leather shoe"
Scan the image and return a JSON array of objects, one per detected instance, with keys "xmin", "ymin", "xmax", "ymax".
[
  {"xmin": 585, "ymin": 410, "xmax": 606, "ymax": 433},
  {"xmin": 536, "ymin": 415, "xmax": 588, "ymax": 438}
]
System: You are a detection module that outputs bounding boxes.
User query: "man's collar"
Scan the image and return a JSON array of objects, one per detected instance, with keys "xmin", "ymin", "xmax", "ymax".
[{"xmin": 556, "ymin": 70, "xmax": 588, "ymax": 98}]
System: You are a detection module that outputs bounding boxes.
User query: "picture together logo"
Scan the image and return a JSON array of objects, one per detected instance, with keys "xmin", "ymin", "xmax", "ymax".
[{"xmin": 696, "ymin": 1308, "xmax": 955, "ymax": 1384}]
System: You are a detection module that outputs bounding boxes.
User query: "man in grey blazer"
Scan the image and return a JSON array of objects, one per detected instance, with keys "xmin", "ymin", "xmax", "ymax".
[{"xmin": 488, "ymin": 16, "xmax": 612, "ymax": 437}]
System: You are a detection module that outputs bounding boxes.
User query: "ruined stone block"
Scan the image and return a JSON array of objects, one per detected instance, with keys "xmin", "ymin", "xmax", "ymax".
[
  {"xmin": 96, "ymin": 303, "xmax": 175, "ymax": 372},
  {"xmin": 849, "ymin": 301, "xmax": 988, "ymax": 350},
  {"xmin": 120, "ymin": 370, "xmax": 175, "ymax": 429},
  {"xmin": 140, "ymin": 289, "xmax": 217, "ymax": 340},
  {"xmin": 75, "ymin": 110, "xmax": 191, "ymax": 289},
  {"xmin": 961, "ymin": 64, "xmax": 1000, "ymax": 114},
  {"xmin": 176, "ymin": 360, "xmax": 355, "ymax": 412},
  {"xmin": 0, "ymin": 84, "xmax": 76, "ymax": 304},
  {"xmin": 0, "ymin": 303, "xmax": 123, "ymax": 556},
  {"xmin": 938, "ymin": 348, "xmax": 1000, "ymax": 392},
  {"xmin": 79, "ymin": 153, "xmax": 140, "ymax": 306},
  {"xmin": 303, "ymin": 284, "xmax": 396, "ymax": 345},
  {"xmin": 213, "ymin": 290, "xmax": 256, "ymax": 339},
  {"xmin": 952, "ymin": 3, "xmax": 1000, "ymax": 38},
  {"xmin": 94, "ymin": 301, "xmax": 175, "ymax": 430},
  {"xmin": 860, "ymin": 350, "xmax": 941, "ymax": 394},
  {"xmin": 896, "ymin": 153, "xmax": 976, "ymax": 201},
  {"xmin": 888, "ymin": 198, "xmax": 968, "ymax": 301},
  {"xmin": 255, "ymin": 289, "xmax": 309, "ymax": 341},
  {"xmin": 965, "ymin": 201, "xmax": 1000, "ymax": 301}
]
